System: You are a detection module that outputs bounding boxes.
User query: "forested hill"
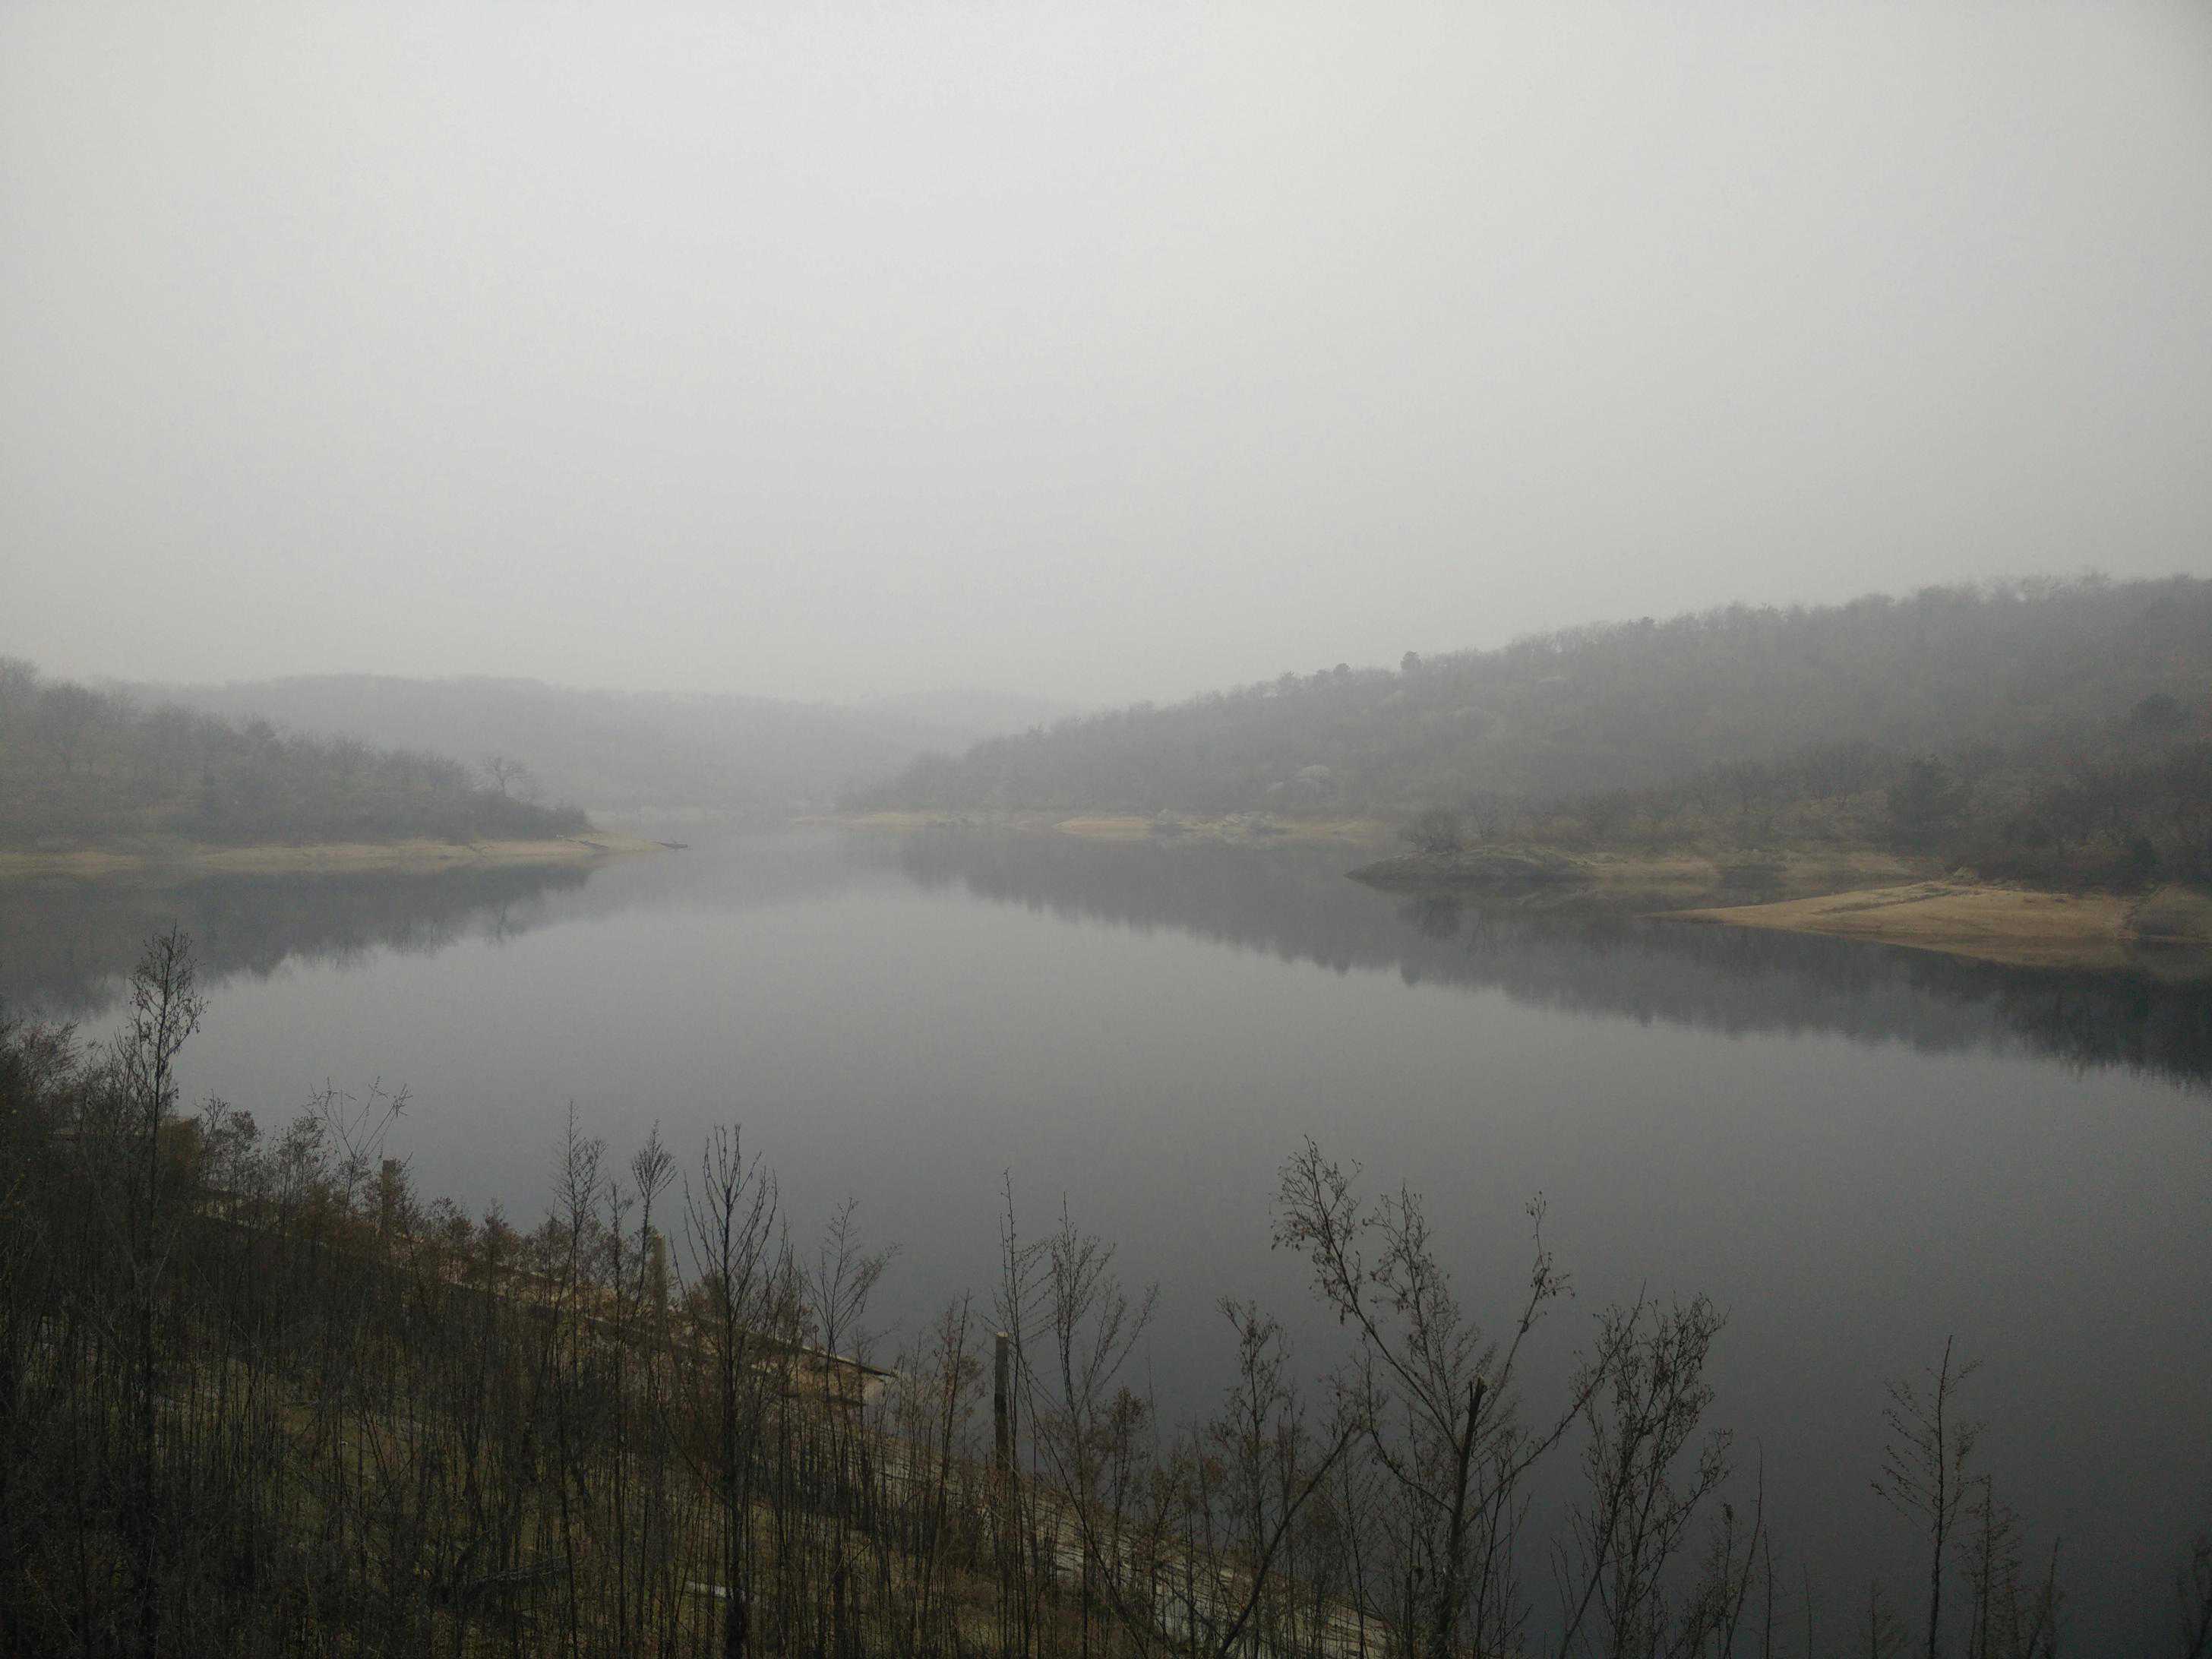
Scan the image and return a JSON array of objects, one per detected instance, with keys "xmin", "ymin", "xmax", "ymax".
[
  {"xmin": 126, "ymin": 675, "xmax": 1076, "ymax": 819},
  {"xmin": 0, "ymin": 662, "xmax": 588, "ymax": 847},
  {"xmin": 861, "ymin": 577, "xmax": 2212, "ymax": 819}
]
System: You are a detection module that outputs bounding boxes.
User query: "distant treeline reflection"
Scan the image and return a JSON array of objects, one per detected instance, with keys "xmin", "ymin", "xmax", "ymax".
[
  {"xmin": 893, "ymin": 832, "xmax": 2212, "ymax": 1091},
  {"xmin": 0, "ymin": 864, "xmax": 591, "ymax": 1016},
  {"xmin": 0, "ymin": 833, "xmax": 899, "ymax": 1018},
  {"xmin": 7, "ymin": 832, "xmax": 2206, "ymax": 1090}
]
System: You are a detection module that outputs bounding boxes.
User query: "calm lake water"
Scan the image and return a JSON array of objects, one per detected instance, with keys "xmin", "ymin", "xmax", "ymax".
[{"xmin": 8, "ymin": 830, "xmax": 2209, "ymax": 1646}]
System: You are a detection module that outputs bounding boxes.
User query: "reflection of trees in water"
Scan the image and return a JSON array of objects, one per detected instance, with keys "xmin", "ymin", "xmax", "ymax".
[
  {"xmin": 895, "ymin": 832, "xmax": 2212, "ymax": 1090},
  {"xmin": 0, "ymin": 864, "xmax": 592, "ymax": 1016},
  {"xmin": 9, "ymin": 832, "xmax": 2204, "ymax": 1090},
  {"xmin": 0, "ymin": 833, "xmax": 893, "ymax": 1019}
]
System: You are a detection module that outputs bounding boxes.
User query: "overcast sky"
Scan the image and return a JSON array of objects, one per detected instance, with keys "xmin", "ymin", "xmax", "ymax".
[{"xmin": 5, "ymin": 2, "xmax": 2209, "ymax": 706}]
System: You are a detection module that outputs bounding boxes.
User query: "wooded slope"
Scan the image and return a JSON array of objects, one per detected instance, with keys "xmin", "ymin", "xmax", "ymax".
[
  {"xmin": 861, "ymin": 577, "xmax": 2212, "ymax": 820},
  {"xmin": 0, "ymin": 661, "xmax": 588, "ymax": 846}
]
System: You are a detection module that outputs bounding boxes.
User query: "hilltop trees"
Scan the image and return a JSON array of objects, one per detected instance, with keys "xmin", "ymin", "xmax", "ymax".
[
  {"xmin": 479, "ymin": 753, "xmax": 539, "ymax": 801},
  {"xmin": 861, "ymin": 577, "xmax": 2212, "ymax": 830},
  {"xmin": 1887, "ymin": 760, "xmax": 1967, "ymax": 849},
  {"xmin": 0, "ymin": 662, "xmax": 587, "ymax": 846}
]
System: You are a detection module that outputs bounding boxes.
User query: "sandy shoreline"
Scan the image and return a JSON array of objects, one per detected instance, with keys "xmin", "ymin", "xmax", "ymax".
[
  {"xmin": 1351, "ymin": 845, "xmax": 2212, "ymax": 972},
  {"xmin": 0, "ymin": 831, "xmax": 668, "ymax": 880},
  {"xmin": 1664, "ymin": 880, "xmax": 2212, "ymax": 972},
  {"xmin": 39, "ymin": 814, "xmax": 2185, "ymax": 974},
  {"xmin": 842, "ymin": 820, "xmax": 2212, "ymax": 972}
]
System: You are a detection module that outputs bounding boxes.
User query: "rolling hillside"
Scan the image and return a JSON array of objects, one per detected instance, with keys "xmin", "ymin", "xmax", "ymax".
[{"xmin": 862, "ymin": 577, "xmax": 2212, "ymax": 823}]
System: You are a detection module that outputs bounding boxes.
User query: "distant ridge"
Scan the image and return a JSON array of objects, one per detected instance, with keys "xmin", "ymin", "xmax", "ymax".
[
  {"xmin": 0, "ymin": 661, "xmax": 589, "ymax": 849},
  {"xmin": 858, "ymin": 576, "xmax": 2212, "ymax": 819},
  {"xmin": 118, "ymin": 675, "xmax": 1078, "ymax": 820}
]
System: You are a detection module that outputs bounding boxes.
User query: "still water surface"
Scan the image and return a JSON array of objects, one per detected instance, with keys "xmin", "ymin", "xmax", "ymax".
[{"xmin": 8, "ymin": 830, "xmax": 2208, "ymax": 1645}]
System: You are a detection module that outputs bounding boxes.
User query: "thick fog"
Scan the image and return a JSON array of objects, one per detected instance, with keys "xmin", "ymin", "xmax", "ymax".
[{"xmin": 5, "ymin": 2, "xmax": 2210, "ymax": 705}]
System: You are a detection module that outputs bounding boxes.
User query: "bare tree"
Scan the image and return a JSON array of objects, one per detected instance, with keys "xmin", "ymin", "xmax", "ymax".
[
  {"xmin": 1959, "ymin": 1477, "xmax": 2060, "ymax": 1659},
  {"xmin": 1863, "ymin": 1582, "xmax": 1910, "ymax": 1658},
  {"xmin": 804, "ymin": 1196, "xmax": 895, "ymax": 1655},
  {"xmin": 1553, "ymin": 1294, "xmax": 1748, "ymax": 1657},
  {"xmin": 2173, "ymin": 1534, "xmax": 2212, "ymax": 1659},
  {"xmin": 114, "ymin": 927, "xmax": 206, "ymax": 1658},
  {"xmin": 684, "ymin": 1125, "xmax": 785, "ymax": 1659},
  {"xmin": 1273, "ymin": 1139, "xmax": 1606, "ymax": 1658},
  {"xmin": 1025, "ymin": 1197, "xmax": 1158, "ymax": 1659},
  {"xmin": 1873, "ymin": 1338, "xmax": 1983, "ymax": 1659},
  {"xmin": 893, "ymin": 1294, "xmax": 984, "ymax": 1654},
  {"xmin": 481, "ymin": 752, "xmax": 535, "ymax": 799},
  {"xmin": 1186, "ymin": 1297, "xmax": 1360, "ymax": 1659}
]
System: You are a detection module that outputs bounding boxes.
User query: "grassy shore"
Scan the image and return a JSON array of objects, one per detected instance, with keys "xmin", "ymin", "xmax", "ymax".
[
  {"xmin": 1353, "ymin": 843, "xmax": 2212, "ymax": 972},
  {"xmin": 1350, "ymin": 845, "xmax": 1917, "ymax": 899},
  {"xmin": 0, "ymin": 830, "xmax": 668, "ymax": 880},
  {"xmin": 1666, "ymin": 880, "xmax": 2212, "ymax": 972}
]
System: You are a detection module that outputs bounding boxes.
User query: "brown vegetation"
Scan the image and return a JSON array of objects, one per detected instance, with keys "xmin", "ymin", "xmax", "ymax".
[{"xmin": 1, "ymin": 934, "xmax": 2202, "ymax": 1656}]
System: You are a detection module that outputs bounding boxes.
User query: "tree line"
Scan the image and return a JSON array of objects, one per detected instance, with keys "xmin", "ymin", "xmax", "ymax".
[
  {"xmin": 858, "ymin": 579, "xmax": 2212, "ymax": 844},
  {"xmin": 2, "ymin": 934, "xmax": 2207, "ymax": 1656},
  {"xmin": 1402, "ymin": 706, "xmax": 2212, "ymax": 892},
  {"xmin": 0, "ymin": 659, "xmax": 588, "ymax": 847}
]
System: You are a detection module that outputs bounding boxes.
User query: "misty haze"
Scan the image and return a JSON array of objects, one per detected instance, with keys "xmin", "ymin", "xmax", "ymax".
[{"xmin": 2, "ymin": 5, "xmax": 2209, "ymax": 1656}]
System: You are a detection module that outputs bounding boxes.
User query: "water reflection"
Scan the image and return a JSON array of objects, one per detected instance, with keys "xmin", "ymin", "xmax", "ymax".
[
  {"xmin": 893, "ymin": 831, "xmax": 2212, "ymax": 1090},
  {"xmin": 0, "ymin": 864, "xmax": 583, "ymax": 1016},
  {"xmin": 0, "ymin": 833, "xmax": 869, "ymax": 1016},
  {"xmin": 8, "ymin": 831, "xmax": 2207, "ymax": 1092},
  {"xmin": 5, "ymin": 830, "xmax": 2204, "ymax": 1638}
]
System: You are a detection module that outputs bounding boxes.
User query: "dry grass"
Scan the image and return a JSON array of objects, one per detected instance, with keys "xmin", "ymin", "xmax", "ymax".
[
  {"xmin": 1138, "ymin": 814, "xmax": 1394, "ymax": 845},
  {"xmin": 1050, "ymin": 815, "xmax": 1158, "ymax": 839},
  {"xmin": 1357, "ymin": 845, "xmax": 1920, "ymax": 901},
  {"xmin": 2131, "ymin": 883, "xmax": 2212, "ymax": 943},
  {"xmin": 1667, "ymin": 880, "xmax": 2212, "ymax": 972}
]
